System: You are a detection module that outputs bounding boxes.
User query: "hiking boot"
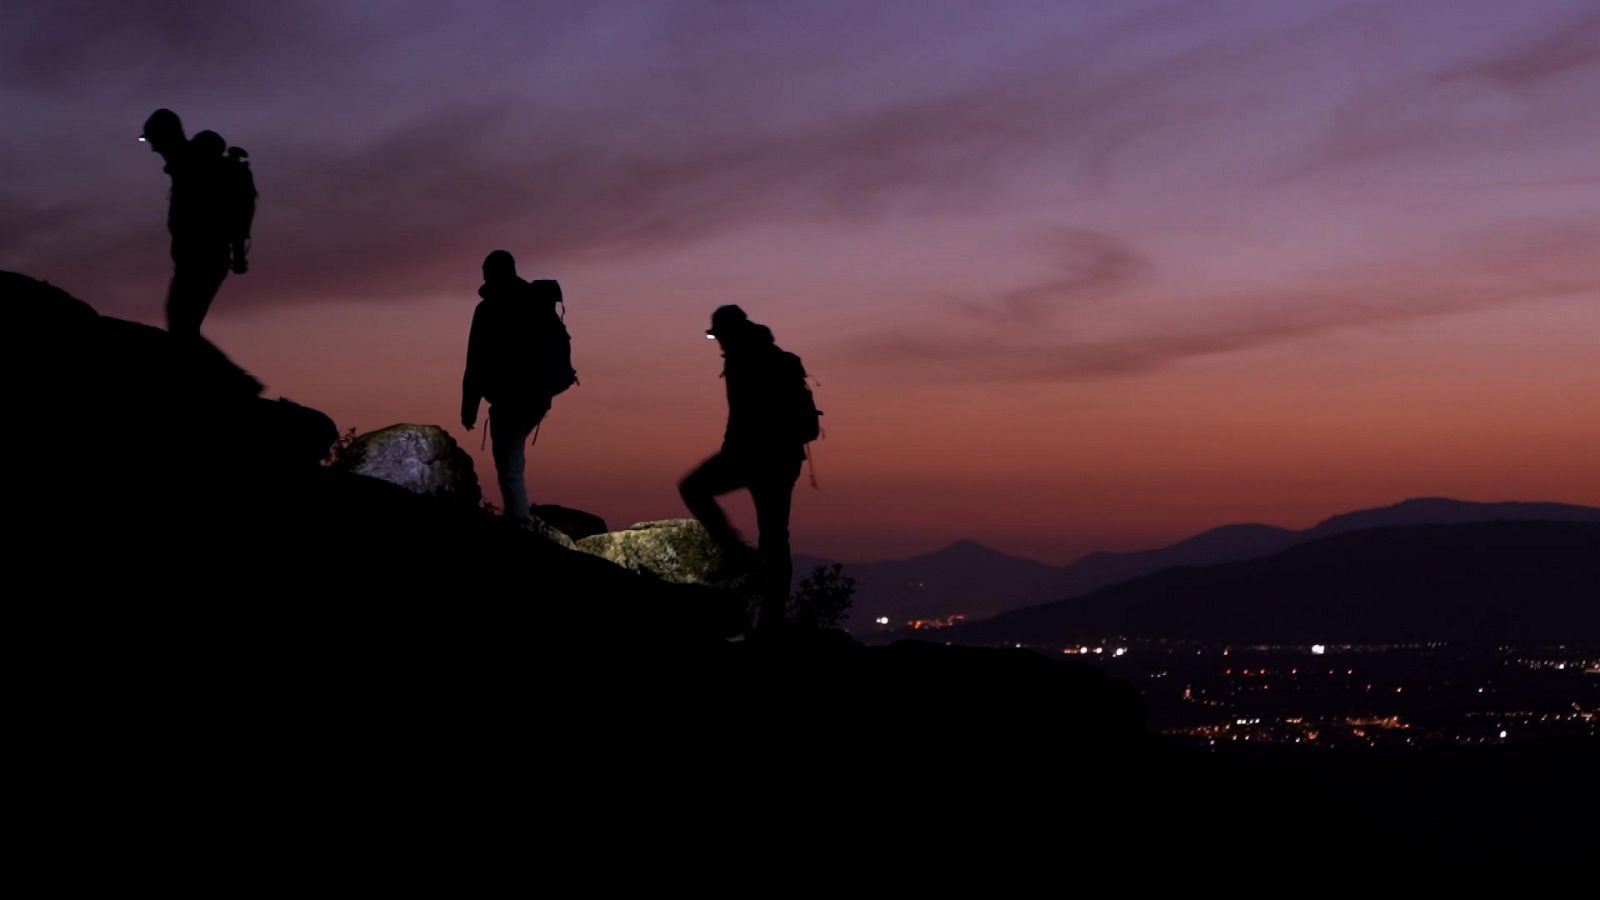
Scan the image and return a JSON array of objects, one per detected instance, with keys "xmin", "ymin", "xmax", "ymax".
[{"xmin": 707, "ymin": 542, "xmax": 762, "ymax": 582}]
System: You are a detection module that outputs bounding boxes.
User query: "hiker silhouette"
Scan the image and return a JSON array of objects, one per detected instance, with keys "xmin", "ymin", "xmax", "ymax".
[
  {"xmin": 461, "ymin": 250, "xmax": 576, "ymax": 519},
  {"xmin": 141, "ymin": 109, "xmax": 256, "ymax": 337},
  {"xmin": 680, "ymin": 305, "xmax": 817, "ymax": 632}
]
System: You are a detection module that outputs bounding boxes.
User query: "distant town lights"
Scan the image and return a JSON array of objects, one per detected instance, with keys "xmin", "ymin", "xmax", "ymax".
[
  {"xmin": 1311, "ymin": 644, "xmax": 1327, "ymax": 655},
  {"xmin": 875, "ymin": 616, "xmax": 889, "ymax": 625}
]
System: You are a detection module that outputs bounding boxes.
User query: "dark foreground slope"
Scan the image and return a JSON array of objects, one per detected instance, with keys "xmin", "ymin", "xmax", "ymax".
[
  {"xmin": 5, "ymin": 271, "xmax": 1586, "ymax": 878},
  {"xmin": 948, "ymin": 521, "xmax": 1600, "ymax": 645}
]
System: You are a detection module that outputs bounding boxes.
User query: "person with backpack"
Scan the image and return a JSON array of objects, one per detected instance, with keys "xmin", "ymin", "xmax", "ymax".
[
  {"xmin": 679, "ymin": 305, "xmax": 820, "ymax": 633},
  {"xmin": 140, "ymin": 109, "xmax": 256, "ymax": 338},
  {"xmin": 461, "ymin": 250, "xmax": 577, "ymax": 520}
]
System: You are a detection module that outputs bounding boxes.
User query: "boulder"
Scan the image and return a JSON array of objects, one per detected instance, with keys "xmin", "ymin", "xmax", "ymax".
[
  {"xmin": 576, "ymin": 519, "xmax": 757, "ymax": 591},
  {"xmin": 334, "ymin": 424, "xmax": 481, "ymax": 507},
  {"xmin": 521, "ymin": 514, "xmax": 577, "ymax": 550},
  {"xmin": 532, "ymin": 504, "xmax": 608, "ymax": 542},
  {"xmin": 254, "ymin": 397, "xmax": 340, "ymax": 468}
]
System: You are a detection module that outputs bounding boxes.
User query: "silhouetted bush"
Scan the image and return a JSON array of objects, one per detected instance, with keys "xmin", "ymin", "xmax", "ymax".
[
  {"xmin": 323, "ymin": 426, "xmax": 358, "ymax": 467},
  {"xmin": 790, "ymin": 562, "xmax": 855, "ymax": 628}
]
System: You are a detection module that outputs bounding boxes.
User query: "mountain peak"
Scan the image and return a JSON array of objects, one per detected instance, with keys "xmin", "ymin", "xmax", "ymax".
[
  {"xmin": 1310, "ymin": 497, "xmax": 1600, "ymax": 536},
  {"xmin": 910, "ymin": 538, "xmax": 1014, "ymax": 564},
  {"xmin": 940, "ymin": 537, "xmax": 990, "ymax": 553}
]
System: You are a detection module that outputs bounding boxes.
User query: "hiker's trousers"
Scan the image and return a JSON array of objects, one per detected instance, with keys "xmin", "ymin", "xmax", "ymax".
[
  {"xmin": 167, "ymin": 239, "xmax": 230, "ymax": 338},
  {"xmin": 679, "ymin": 451, "xmax": 803, "ymax": 628},
  {"xmin": 489, "ymin": 400, "xmax": 550, "ymax": 519}
]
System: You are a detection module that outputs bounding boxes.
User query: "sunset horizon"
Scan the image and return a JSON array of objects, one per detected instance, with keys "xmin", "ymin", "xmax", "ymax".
[
  {"xmin": 6, "ymin": 0, "xmax": 1598, "ymax": 562},
  {"xmin": 5, "ymin": 2, "xmax": 1596, "ymax": 873}
]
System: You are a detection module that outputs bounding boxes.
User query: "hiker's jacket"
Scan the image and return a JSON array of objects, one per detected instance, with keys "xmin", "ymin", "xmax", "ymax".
[
  {"xmin": 721, "ymin": 324, "xmax": 807, "ymax": 463},
  {"xmin": 461, "ymin": 276, "xmax": 555, "ymax": 418},
  {"xmin": 162, "ymin": 141, "xmax": 231, "ymax": 244}
]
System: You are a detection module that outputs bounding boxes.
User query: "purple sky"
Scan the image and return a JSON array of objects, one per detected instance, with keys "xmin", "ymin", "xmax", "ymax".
[{"xmin": 4, "ymin": 1, "xmax": 1598, "ymax": 562}]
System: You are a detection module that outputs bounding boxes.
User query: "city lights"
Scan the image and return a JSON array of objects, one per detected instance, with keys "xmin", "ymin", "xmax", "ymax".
[{"xmin": 1065, "ymin": 638, "xmax": 1597, "ymax": 749}]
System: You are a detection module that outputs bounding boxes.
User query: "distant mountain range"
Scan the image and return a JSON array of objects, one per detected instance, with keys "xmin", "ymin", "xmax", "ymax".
[
  {"xmin": 800, "ymin": 498, "xmax": 1600, "ymax": 635},
  {"xmin": 794, "ymin": 538, "xmax": 1066, "ymax": 633},
  {"xmin": 939, "ymin": 521, "xmax": 1600, "ymax": 645}
]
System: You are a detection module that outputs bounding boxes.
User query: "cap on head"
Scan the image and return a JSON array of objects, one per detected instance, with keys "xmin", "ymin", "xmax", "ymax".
[
  {"xmin": 142, "ymin": 108, "xmax": 184, "ymax": 147},
  {"xmin": 707, "ymin": 304, "xmax": 749, "ymax": 339},
  {"xmin": 482, "ymin": 249, "xmax": 517, "ymax": 281}
]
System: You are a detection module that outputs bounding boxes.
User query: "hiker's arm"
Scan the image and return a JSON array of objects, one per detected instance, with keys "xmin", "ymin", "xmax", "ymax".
[{"xmin": 461, "ymin": 306, "xmax": 486, "ymax": 430}]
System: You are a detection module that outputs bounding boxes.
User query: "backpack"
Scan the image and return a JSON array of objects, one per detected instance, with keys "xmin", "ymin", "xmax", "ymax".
[
  {"xmin": 530, "ymin": 279, "xmax": 577, "ymax": 398},
  {"xmin": 192, "ymin": 132, "xmax": 256, "ymax": 246},
  {"xmin": 779, "ymin": 349, "xmax": 823, "ymax": 445},
  {"xmin": 220, "ymin": 145, "xmax": 257, "ymax": 247}
]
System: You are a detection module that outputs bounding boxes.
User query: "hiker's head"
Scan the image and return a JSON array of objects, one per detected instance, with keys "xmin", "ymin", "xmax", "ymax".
[
  {"xmin": 482, "ymin": 249, "xmax": 517, "ymax": 282},
  {"xmin": 141, "ymin": 109, "xmax": 185, "ymax": 154},
  {"xmin": 706, "ymin": 304, "xmax": 751, "ymax": 346}
]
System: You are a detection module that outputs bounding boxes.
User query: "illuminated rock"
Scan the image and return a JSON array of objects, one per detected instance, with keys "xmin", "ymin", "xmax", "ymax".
[
  {"xmin": 576, "ymin": 519, "xmax": 758, "ymax": 591},
  {"xmin": 333, "ymin": 423, "xmax": 481, "ymax": 508}
]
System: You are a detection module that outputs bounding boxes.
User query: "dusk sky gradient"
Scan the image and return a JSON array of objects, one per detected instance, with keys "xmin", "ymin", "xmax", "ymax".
[{"xmin": 4, "ymin": 0, "xmax": 1598, "ymax": 562}]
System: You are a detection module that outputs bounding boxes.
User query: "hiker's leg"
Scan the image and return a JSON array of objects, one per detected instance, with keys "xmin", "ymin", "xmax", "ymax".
[
  {"xmin": 750, "ymin": 458, "xmax": 802, "ymax": 629},
  {"xmin": 514, "ymin": 400, "xmax": 549, "ymax": 512},
  {"xmin": 490, "ymin": 407, "xmax": 531, "ymax": 519},
  {"xmin": 678, "ymin": 452, "xmax": 747, "ymax": 546},
  {"xmin": 166, "ymin": 242, "xmax": 230, "ymax": 338}
]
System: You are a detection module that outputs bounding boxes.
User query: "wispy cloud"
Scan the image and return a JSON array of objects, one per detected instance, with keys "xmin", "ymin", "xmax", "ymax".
[
  {"xmin": 4, "ymin": 0, "xmax": 1599, "ymax": 363},
  {"xmin": 858, "ymin": 219, "xmax": 1600, "ymax": 381}
]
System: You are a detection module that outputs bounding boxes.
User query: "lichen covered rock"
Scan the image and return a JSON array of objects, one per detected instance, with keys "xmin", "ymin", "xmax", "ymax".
[
  {"xmin": 334, "ymin": 424, "xmax": 481, "ymax": 507},
  {"xmin": 576, "ymin": 519, "xmax": 756, "ymax": 590}
]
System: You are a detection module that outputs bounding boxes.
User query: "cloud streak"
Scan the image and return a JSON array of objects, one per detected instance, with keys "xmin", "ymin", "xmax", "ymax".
[
  {"xmin": 4, "ymin": 0, "xmax": 1598, "ymax": 364},
  {"xmin": 861, "ymin": 220, "xmax": 1600, "ymax": 381}
]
